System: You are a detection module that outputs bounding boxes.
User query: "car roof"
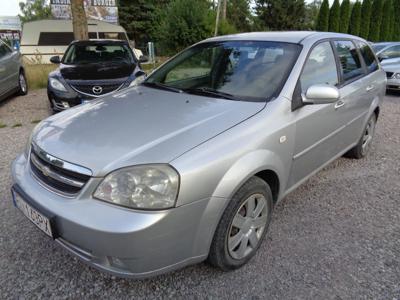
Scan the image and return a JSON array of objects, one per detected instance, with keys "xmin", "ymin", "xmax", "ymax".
[
  {"xmin": 202, "ymin": 31, "xmax": 364, "ymax": 44},
  {"xmin": 70, "ymin": 39, "xmax": 128, "ymax": 45}
]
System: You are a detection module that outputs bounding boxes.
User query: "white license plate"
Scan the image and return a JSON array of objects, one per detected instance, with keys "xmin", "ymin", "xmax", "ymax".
[{"xmin": 13, "ymin": 192, "xmax": 53, "ymax": 238}]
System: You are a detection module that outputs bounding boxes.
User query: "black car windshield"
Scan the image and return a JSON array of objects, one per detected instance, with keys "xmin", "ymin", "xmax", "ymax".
[
  {"xmin": 145, "ymin": 41, "xmax": 301, "ymax": 101},
  {"xmin": 63, "ymin": 43, "xmax": 135, "ymax": 64}
]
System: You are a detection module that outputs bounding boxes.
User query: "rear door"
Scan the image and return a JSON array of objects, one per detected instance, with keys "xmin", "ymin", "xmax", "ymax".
[
  {"xmin": 0, "ymin": 41, "xmax": 18, "ymax": 96},
  {"xmin": 330, "ymin": 40, "xmax": 368, "ymax": 150}
]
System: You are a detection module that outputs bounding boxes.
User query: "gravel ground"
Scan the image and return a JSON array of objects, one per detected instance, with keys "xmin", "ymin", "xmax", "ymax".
[{"xmin": 0, "ymin": 89, "xmax": 399, "ymax": 299}]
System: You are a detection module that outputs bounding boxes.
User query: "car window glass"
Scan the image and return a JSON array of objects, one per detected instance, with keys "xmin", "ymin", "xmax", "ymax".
[
  {"xmin": 357, "ymin": 41, "xmax": 379, "ymax": 73},
  {"xmin": 63, "ymin": 44, "xmax": 135, "ymax": 64},
  {"xmin": 0, "ymin": 42, "xmax": 11, "ymax": 58},
  {"xmin": 300, "ymin": 42, "xmax": 338, "ymax": 92},
  {"xmin": 165, "ymin": 50, "xmax": 214, "ymax": 83},
  {"xmin": 334, "ymin": 40, "xmax": 364, "ymax": 82},
  {"xmin": 149, "ymin": 41, "xmax": 301, "ymax": 101},
  {"xmin": 380, "ymin": 45, "xmax": 400, "ymax": 59}
]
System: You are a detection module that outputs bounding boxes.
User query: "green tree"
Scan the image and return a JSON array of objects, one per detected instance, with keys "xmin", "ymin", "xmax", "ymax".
[
  {"xmin": 119, "ymin": 0, "xmax": 170, "ymax": 47},
  {"xmin": 393, "ymin": 0, "xmax": 400, "ymax": 40},
  {"xmin": 368, "ymin": 0, "xmax": 384, "ymax": 41},
  {"xmin": 339, "ymin": 0, "xmax": 351, "ymax": 33},
  {"xmin": 154, "ymin": 0, "xmax": 212, "ymax": 54},
  {"xmin": 328, "ymin": 0, "xmax": 340, "ymax": 32},
  {"xmin": 226, "ymin": 0, "xmax": 253, "ymax": 32},
  {"xmin": 359, "ymin": 0, "xmax": 372, "ymax": 39},
  {"xmin": 349, "ymin": 1, "xmax": 362, "ymax": 36},
  {"xmin": 255, "ymin": 0, "xmax": 307, "ymax": 30},
  {"xmin": 316, "ymin": 0, "xmax": 329, "ymax": 31},
  {"xmin": 305, "ymin": 0, "xmax": 322, "ymax": 30},
  {"xmin": 380, "ymin": 0, "xmax": 394, "ymax": 41},
  {"xmin": 18, "ymin": 0, "xmax": 51, "ymax": 23}
]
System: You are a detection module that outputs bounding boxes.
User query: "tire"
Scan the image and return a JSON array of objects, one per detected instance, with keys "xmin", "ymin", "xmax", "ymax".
[
  {"xmin": 208, "ymin": 176, "xmax": 273, "ymax": 270},
  {"xmin": 17, "ymin": 71, "xmax": 28, "ymax": 96},
  {"xmin": 345, "ymin": 113, "xmax": 377, "ymax": 159}
]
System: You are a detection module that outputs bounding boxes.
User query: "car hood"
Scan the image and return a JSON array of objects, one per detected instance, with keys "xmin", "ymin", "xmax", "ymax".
[
  {"xmin": 381, "ymin": 61, "xmax": 400, "ymax": 73},
  {"xmin": 60, "ymin": 62, "xmax": 135, "ymax": 80},
  {"xmin": 33, "ymin": 86, "xmax": 265, "ymax": 176}
]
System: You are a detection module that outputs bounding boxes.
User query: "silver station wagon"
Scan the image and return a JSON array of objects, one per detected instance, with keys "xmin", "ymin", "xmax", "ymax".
[{"xmin": 11, "ymin": 32, "xmax": 385, "ymax": 278}]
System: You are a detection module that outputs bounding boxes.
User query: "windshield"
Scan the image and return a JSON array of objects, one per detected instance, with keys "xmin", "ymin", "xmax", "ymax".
[
  {"xmin": 63, "ymin": 43, "xmax": 135, "ymax": 65},
  {"xmin": 371, "ymin": 44, "xmax": 388, "ymax": 53},
  {"xmin": 145, "ymin": 41, "xmax": 301, "ymax": 101}
]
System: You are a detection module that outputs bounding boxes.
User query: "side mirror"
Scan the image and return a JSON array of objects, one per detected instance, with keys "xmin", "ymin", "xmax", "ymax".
[
  {"xmin": 139, "ymin": 55, "xmax": 149, "ymax": 63},
  {"xmin": 378, "ymin": 54, "xmax": 389, "ymax": 62},
  {"xmin": 302, "ymin": 84, "xmax": 340, "ymax": 105},
  {"xmin": 50, "ymin": 56, "xmax": 60, "ymax": 64}
]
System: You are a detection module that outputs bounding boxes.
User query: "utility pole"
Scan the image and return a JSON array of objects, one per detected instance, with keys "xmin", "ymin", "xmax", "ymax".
[
  {"xmin": 71, "ymin": 0, "xmax": 88, "ymax": 40},
  {"xmin": 214, "ymin": 0, "xmax": 222, "ymax": 36}
]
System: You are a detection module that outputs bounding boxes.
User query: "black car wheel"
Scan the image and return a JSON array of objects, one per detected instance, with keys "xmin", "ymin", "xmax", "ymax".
[
  {"xmin": 345, "ymin": 113, "xmax": 377, "ymax": 159},
  {"xmin": 208, "ymin": 176, "xmax": 273, "ymax": 270},
  {"xmin": 18, "ymin": 71, "xmax": 28, "ymax": 96}
]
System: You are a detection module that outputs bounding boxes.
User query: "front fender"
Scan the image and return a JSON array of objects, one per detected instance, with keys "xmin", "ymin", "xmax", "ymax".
[{"xmin": 212, "ymin": 149, "xmax": 284, "ymax": 201}]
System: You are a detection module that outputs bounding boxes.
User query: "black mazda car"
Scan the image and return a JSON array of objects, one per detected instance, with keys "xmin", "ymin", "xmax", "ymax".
[{"xmin": 47, "ymin": 39, "xmax": 147, "ymax": 112}]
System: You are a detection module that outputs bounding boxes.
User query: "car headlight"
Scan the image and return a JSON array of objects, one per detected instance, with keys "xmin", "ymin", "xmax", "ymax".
[
  {"xmin": 395, "ymin": 73, "xmax": 400, "ymax": 79},
  {"xmin": 129, "ymin": 75, "xmax": 146, "ymax": 87},
  {"xmin": 49, "ymin": 78, "xmax": 67, "ymax": 92},
  {"xmin": 94, "ymin": 164, "xmax": 180, "ymax": 210}
]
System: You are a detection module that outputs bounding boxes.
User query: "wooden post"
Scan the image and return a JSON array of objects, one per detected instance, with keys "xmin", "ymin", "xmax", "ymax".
[{"xmin": 71, "ymin": 0, "xmax": 88, "ymax": 40}]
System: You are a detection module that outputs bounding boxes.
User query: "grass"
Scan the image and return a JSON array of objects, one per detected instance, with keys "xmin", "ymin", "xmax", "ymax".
[
  {"xmin": 0, "ymin": 121, "xmax": 6, "ymax": 128},
  {"xmin": 12, "ymin": 123, "xmax": 22, "ymax": 128},
  {"xmin": 24, "ymin": 64, "xmax": 57, "ymax": 90},
  {"xmin": 31, "ymin": 119, "xmax": 42, "ymax": 124}
]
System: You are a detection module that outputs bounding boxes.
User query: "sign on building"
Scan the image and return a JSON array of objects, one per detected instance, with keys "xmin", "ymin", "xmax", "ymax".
[{"xmin": 50, "ymin": 0, "xmax": 118, "ymax": 24}]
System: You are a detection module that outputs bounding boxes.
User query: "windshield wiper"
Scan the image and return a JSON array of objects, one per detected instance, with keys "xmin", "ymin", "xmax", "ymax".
[
  {"xmin": 142, "ymin": 82, "xmax": 183, "ymax": 93},
  {"xmin": 184, "ymin": 87, "xmax": 238, "ymax": 100}
]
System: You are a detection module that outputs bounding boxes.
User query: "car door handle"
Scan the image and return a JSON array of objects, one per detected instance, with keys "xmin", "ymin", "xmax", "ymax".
[
  {"xmin": 366, "ymin": 85, "xmax": 375, "ymax": 92},
  {"xmin": 334, "ymin": 100, "xmax": 345, "ymax": 109}
]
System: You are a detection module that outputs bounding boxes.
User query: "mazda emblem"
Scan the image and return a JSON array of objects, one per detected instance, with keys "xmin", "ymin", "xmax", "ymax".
[{"xmin": 92, "ymin": 86, "xmax": 103, "ymax": 95}]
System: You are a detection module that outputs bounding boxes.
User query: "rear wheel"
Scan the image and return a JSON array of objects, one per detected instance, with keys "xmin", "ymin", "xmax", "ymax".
[
  {"xmin": 208, "ymin": 176, "xmax": 273, "ymax": 270},
  {"xmin": 18, "ymin": 71, "xmax": 28, "ymax": 96},
  {"xmin": 345, "ymin": 113, "xmax": 376, "ymax": 159}
]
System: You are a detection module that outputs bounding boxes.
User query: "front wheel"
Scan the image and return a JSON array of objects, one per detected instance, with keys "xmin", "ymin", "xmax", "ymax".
[
  {"xmin": 18, "ymin": 71, "xmax": 28, "ymax": 96},
  {"xmin": 208, "ymin": 176, "xmax": 273, "ymax": 270},
  {"xmin": 345, "ymin": 113, "xmax": 377, "ymax": 159}
]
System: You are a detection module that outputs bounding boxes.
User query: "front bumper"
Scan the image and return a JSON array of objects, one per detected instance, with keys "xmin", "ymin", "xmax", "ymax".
[
  {"xmin": 386, "ymin": 77, "xmax": 400, "ymax": 90},
  {"xmin": 11, "ymin": 154, "xmax": 222, "ymax": 278},
  {"xmin": 47, "ymin": 87, "xmax": 93, "ymax": 112}
]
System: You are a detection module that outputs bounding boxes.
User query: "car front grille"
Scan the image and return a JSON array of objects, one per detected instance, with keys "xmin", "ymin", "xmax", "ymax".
[
  {"xmin": 386, "ymin": 72, "xmax": 394, "ymax": 78},
  {"xmin": 70, "ymin": 83, "xmax": 124, "ymax": 97},
  {"xmin": 29, "ymin": 144, "xmax": 92, "ymax": 196}
]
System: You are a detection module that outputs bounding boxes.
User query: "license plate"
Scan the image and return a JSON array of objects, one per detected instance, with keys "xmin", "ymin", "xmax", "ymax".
[{"xmin": 13, "ymin": 191, "xmax": 53, "ymax": 238}]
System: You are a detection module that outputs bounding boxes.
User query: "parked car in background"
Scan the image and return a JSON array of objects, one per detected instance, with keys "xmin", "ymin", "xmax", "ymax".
[
  {"xmin": 0, "ymin": 39, "xmax": 27, "ymax": 101},
  {"xmin": 12, "ymin": 32, "xmax": 385, "ymax": 278},
  {"xmin": 372, "ymin": 42, "xmax": 400, "ymax": 91},
  {"xmin": 47, "ymin": 39, "xmax": 147, "ymax": 112}
]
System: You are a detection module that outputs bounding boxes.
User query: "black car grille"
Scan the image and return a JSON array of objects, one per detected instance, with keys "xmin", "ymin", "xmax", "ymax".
[
  {"xmin": 30, "ymin": 146, "xmax": 91, "ymax": 196},
  {"xmin": 386, "ymin": 72, "xmax": 394, "ymax": 78},
  {"xmin": 70, "ymin": 83, "xmax": 123, "ymax": 97}
]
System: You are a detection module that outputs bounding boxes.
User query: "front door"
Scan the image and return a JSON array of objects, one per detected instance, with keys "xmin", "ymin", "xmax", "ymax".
[{"xmin": 288, "ymin": 41, "xmax": 344, "ymax": 188}]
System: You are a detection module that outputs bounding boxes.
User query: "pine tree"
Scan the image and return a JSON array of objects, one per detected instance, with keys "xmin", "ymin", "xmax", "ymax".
[
  {"xmin": 368, "ymin": 0, "xmax": 384, "ymax": 41},
  {"xmin": 393, "ymin": 0, "xmax": 400, "ymax": 40},
  {"xmin": 255, "ymin": 0, "xmax": 307, "ymax": 30},
  {"xmin": 339, "ymin": 0, "xmax": 351, "ymax": 33},
  {"xmin": 359, "ymin": 0, "xmax": 372, "ymax": 39},
  {"xmin": 328, "ymin": 0, "xmax": 340, "ymax": 32},
  {"xmin": 349, "ymin": 1, "xmax": 362, "ymax": 36},
  {"xmin": 316, "ymin": 0, "xmax": 330, "ymax": 31},
  {"xmin": 380, "ymin": 0, "xmax": 394, "ymax": 41}
]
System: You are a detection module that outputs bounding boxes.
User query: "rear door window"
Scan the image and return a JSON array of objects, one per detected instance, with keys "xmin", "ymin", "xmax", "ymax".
[
  {"xmin": 356, "ymin": 41, "xmax": 379, "ymax": 73},
  {"xmin": 333, "ymin": 40, "xmax": 365, "ymax": 83}
]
